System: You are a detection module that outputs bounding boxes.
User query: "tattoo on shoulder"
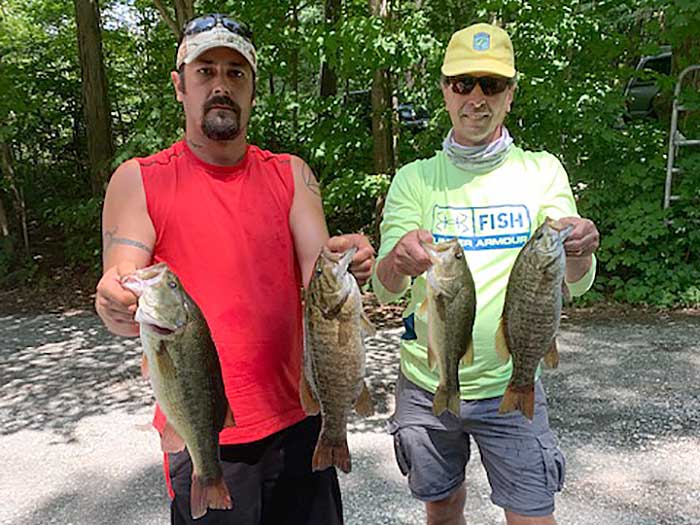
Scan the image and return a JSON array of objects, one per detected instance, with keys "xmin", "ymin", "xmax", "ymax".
[
  {"xmin": 301, "ymin": 164, "xmax": 321, "ymax": 197},
  {"xmin": 187, "ymin": 139, "xmax": 203, "ymax": 149},
  {"xmin": 104, "ymin": 228, "xmax": 152, "ymax": 255}
]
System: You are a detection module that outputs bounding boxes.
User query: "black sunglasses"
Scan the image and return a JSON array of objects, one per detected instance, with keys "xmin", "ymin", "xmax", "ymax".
[
  {"xmin": 182, "ymin": 14, "xmax": 253, "ymax": 42},
  {"xmin": 448, "ymin": 75, "xmax": 514, "ymax": 96}
]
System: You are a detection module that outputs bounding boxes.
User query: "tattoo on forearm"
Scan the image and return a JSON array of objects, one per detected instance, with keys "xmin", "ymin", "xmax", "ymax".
[
  {"xmin": 104, "ymin": 228, "xmax": 152, "ymax": 255},
  {"xmin": 302, "ymin": 164, "xmax": 321, "ymax": 197}
]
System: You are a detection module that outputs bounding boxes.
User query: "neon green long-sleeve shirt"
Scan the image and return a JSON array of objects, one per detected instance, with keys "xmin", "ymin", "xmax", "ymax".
[{"xmin": 372, "ymin": 146, "xmax": 596, "ymax": 399}]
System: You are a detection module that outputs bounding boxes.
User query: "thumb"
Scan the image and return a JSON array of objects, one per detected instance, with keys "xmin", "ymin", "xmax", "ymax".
[
  {"xmin": 416, "ymin": 230, "xmax": 434, "ymax": 244},
  {"xmin": 326, "ymin": 235, "xmax": 355, "ymax": 253}
]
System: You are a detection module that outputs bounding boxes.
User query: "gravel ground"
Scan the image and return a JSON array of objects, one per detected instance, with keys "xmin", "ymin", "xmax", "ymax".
[{"xmin": 1, "ymin": 308, "xmax": 699, "ymax": 525}]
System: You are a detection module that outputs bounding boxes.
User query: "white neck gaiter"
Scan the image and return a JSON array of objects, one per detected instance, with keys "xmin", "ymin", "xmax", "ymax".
[{"xmin": 442, "ymin": 126, "xmax": 514, "ymax": 174}]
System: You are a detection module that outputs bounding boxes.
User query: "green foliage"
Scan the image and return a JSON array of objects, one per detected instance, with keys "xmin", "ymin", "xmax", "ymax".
[
  {"xmin": 1, "ymin": 0, "xmax": 700, "ymax": 307},
  {"xmin": 44, "ymin": 197, "xmax": 103, "ymax": 270},
  {"xmin": 323, "ymin": 171, "xmax": 390, "ymax": 240}
]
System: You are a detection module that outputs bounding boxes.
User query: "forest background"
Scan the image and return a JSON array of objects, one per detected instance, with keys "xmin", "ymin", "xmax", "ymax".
[{"xmin": 0, "ymin": 0, "xmax": 699, "ymax": 309}]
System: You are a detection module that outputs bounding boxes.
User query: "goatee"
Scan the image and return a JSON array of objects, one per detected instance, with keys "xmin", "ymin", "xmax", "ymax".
[{"xmin": 201, "ymin": 96, "xmax": 243, "ymax": 141}]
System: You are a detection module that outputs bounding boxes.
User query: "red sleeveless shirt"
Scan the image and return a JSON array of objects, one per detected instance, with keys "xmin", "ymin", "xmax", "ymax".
[{"xmin": 138, "ymin": 141, "xmax": 307, "ymax": 444}]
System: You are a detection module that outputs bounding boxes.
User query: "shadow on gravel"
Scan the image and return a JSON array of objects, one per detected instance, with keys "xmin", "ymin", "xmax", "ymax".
[
  {"xmin": 8, "ymin": 464, "xmax": 168, "ymax": 525},
  {"xmin": 547, "ymin": 316, "xmax": 700, "ymax": 448},
  {"xmin": 0, "ymin": 312, "xmax": 151, "ymax": 442},
  {"xmin": 348, "ymin": 328, "xmax": 402, "ymax": 433}
]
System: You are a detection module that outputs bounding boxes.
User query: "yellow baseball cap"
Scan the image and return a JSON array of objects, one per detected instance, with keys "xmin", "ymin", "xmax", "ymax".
[{"xmin": 441, "ymin": 23, "xmax": 516, "ymax": 78}]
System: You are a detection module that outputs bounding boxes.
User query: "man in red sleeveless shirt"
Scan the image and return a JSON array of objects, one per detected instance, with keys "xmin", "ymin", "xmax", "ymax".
[{"xmin": 95, "ymin": 14, "xmax": 374, "ymax": 525}]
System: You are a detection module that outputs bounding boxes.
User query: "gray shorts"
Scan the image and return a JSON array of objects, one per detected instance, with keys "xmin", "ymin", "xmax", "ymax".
[{"xmin": 387, "ymin": 373, "xmax": 565, "ymax": 517}]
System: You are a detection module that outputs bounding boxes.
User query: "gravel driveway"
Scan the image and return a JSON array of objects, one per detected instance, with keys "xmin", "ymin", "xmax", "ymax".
[{"xmin": 1, "ymin": 308, "xmax": 699, "ymax": 525}]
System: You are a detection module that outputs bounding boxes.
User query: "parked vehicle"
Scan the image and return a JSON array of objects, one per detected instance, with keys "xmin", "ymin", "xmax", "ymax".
[{"xmin": 623, "ymin": 46, "xmax": 672, "ymax": 120}]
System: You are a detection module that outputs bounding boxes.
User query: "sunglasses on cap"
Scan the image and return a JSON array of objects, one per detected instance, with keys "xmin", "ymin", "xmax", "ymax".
[
  {"xmin": 448, "ymin": 75, "xmax": 514, "ymax": 96},
  {"xmin": 182, "ymin": 14, "xmax": 253, "ymax": 42}
]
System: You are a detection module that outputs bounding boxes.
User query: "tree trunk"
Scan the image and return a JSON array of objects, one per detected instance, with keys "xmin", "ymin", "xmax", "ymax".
[
  {"xmin": 320, "ymin": 0, "xmax": 340, "ymax": 97},
  {"xmin": 0, "ymin": 192, "xmax": 9, "ymax": 238},
  {"xmin": 75, "ymin": 0, "xmax": 114, "ymax": 195},
  {"xmin": 369, "ymin": 0, "xmax": 395, "ymax": 175},
  {"xmin": 0, "ymin": 142, "xmax": 28, "ymax": 256}
]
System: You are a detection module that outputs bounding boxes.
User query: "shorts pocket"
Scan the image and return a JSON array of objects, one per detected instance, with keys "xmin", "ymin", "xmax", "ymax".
[
  {"xmin": 392, "ymin": 429, "xmax": 412, "ymax": 477},
  {"xmin": 537, "ymin": 432, "xmax": 565, "ymax": 493}
]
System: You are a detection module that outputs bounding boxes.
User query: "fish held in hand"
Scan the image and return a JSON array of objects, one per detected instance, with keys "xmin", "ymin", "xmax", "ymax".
[
  {"xmin": 301, "ymin": 246, "xmax": 375, "ymax": 474},
  {"xmin": 121, "ymin": 262, "xmax": 235, "ymax": 519},
  {"xmin": 495, "ymin": 218, "xmax": 574, "ymax": 420},
  {"xmin": 418, "ymin": 238, "xmax": 477, "ymax": 417}
]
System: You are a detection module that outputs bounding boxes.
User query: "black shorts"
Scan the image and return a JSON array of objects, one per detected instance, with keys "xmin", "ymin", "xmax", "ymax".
[{"xmin": 169, "ymin": 416, "xmax": 343, "ymax": 525}]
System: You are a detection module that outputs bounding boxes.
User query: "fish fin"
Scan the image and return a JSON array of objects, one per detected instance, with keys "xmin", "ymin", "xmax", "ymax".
[
  {"xmin": 498, "ymin": 385, "xmax": 536, "ymax": 421},
  {"xmin": 353, "ymin": 381, "xmax": 374, "ymax": 417},
  {"xmin": 425, "ymin": 303, "xmax": 439, "ymax": 371},
  {"xmin": 312, "ymin": 435, "xmax": 351, "ymax": 474},
  {"xmin": 360, "ymin": 312, "xmax": 376, "ymax": 338},
  {"xmin": 426, "ymin": 345, "xmax": 438, "ymax": 371},
  {"xmin": 140, "ymin": 353, "xmax": 149, "ymax": 378},
  {"xmin": 299, "ymin": 373, "xmax": 320, "ymax": 415},
  {"xmin": 461, "ymin": 339, "xmax": 474, "ymax": 366},
  {"xmin": 190, "ymin": 474, "xmax": 232, "ymax": 520},
  {"xmin": 156, "ymin": 341, "xmax": 177, "ymax": 380},
  {"xmin": 543, "ymin": 339, "xmax": 560, "ymax": 369},
  {"xmin": 433, "ymin": 386, "xmax": 460, "ymax": 417},
  {"xmin": 223, "ymin": 406, "xmax": 236, "ymax": 428},
  {"xmin": 494, "ymin": 317, "xmax": 511, "ymax": 364},
  {"xmin": 160, "ymin": 422, "xmax": 186, "ymax": 453},
  {"xmin": 562, "ymin": 280, "xmax": 571, "ymax": 303},
  {"xmin": 417, "ymin": 299, "xmax": 427, "ymax": 318}
]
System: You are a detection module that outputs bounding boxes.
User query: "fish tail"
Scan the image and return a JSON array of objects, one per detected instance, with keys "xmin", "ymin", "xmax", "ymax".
[
  {"xmin": 312, "ymin": 434, "xmax": 351, "ymax": 474},
  {"xmin": 499, "ymin": 385, "xmax": 536, "ymax": 421},
  {"xmin": 190, "ymin": 474, "xmax": 233, "ymax": 520},
  {"xmin": 433, "ymin": 386, "xmax": 460, "ymax": 417}
]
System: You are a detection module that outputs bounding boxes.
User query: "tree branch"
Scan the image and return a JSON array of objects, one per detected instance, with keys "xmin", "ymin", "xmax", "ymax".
[{"xmin": 152, "ymin": 0, "xmax": 180, "ymax": 40}]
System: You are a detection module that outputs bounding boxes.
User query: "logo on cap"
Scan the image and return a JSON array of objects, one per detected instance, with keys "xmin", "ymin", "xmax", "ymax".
[{"xmin": 473, "ymin": 32, "xmax": 490, "ymax": 51}]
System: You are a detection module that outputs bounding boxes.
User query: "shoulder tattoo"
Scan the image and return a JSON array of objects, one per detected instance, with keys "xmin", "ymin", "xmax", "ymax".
[{"xmin": 301, "ymin": 163, "xmax": 321, "ymax": 197}]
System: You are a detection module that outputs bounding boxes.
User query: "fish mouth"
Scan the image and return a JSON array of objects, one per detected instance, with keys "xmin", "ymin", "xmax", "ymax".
[
  {"xmin": 134, "ymin": 308, "xmax": 179, "ymax": 335},
  {"xmin": 143, "ymin": 323, "xmax": 176, "ymax": 336}
]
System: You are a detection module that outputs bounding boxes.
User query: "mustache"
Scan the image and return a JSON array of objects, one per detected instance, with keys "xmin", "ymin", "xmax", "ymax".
[
  {"xmin": 203, "ymin": 96, "xmax": 240, "ymax": 113},
  {"xmin": 461, "ymin": 102, "xmax": 491, "ymax": 118}
]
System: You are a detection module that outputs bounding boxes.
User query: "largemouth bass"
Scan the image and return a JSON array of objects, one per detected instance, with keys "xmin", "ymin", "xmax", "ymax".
[
  {"xmin": 496, "ymin": 218, "xmax": 574, "ymax": 420},
  {"xmin": 419, "ymin": 238, "xmax": 477, "ymax": 417},
  {"xmin": 121, "ymin": 263, "xmax": 234, "ymax": 519},
  {"xmin": 300, "ymin": 246, "xmax": 375, "ymax": 473}
]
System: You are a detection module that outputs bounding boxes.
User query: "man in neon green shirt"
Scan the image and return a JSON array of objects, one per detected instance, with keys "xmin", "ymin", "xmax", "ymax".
[{"xmin": 373, "ymin": 23, "xmax": 600, "ymax": 525}]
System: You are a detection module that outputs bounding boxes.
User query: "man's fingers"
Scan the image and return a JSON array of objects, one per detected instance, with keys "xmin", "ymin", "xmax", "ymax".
[{"xmin": 328, "ymin": 233, "xmax": 375, "ymax": 256}]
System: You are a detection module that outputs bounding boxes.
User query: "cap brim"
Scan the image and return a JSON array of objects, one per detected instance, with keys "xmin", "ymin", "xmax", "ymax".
[
  {"xmin": 183, "ymin": 41, "xmax": 256, "ymax": 73},
  {"xmin": 441, "ymin": 59, "xmax": 515, "ymax": 78}
]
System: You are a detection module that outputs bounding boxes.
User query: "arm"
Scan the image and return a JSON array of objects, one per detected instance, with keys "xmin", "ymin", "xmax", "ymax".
[
  {"xmin": 94, "ymin": 159, "xmax": 156, "ymax": 336},
  {"xmin": 539, "ymin": 157, "xmax": 599, "ymax": 295},
  {"xmin": 289, "ymin": 157, "xmax": 375, "ymax": 288},
  {"xmin": 372, "ymin": 166, "xmax": 429, "ymax": 302},
  {"xmin": 375, "ymin": 230, "xmax": 434, "ymax": 293},
  {"xmin": 289, "ymin": 157, "xmax": 331, "ymax": 289}
]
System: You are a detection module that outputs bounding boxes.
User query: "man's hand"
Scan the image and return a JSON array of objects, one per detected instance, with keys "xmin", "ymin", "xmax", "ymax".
[
  {"xmin": 556, "ymin": 217, "xmax": 599, "ymax": 283},
  {"xmin": 557, "ymin": 216, "xmax": 599, "ymax": 258},
  {"xmin": 95, "ymin": 261, "xmax": 140, "ymax": 337},
  {"xmin": 326, "ymin": 233, "xmax": 375, "ymax": 286},
  {"xmin": 387, "ymin": 229, "xmax": 435, "ymax": 277},
  {"xmin": 375, "ymin": 229, "xmax": 434, "ymax": 294}
]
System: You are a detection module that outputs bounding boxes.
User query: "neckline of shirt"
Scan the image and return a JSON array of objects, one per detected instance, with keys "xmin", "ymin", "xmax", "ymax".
[{"xmin": 182, "ymin": 140, "xmax": 252, "ymax": 177}]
